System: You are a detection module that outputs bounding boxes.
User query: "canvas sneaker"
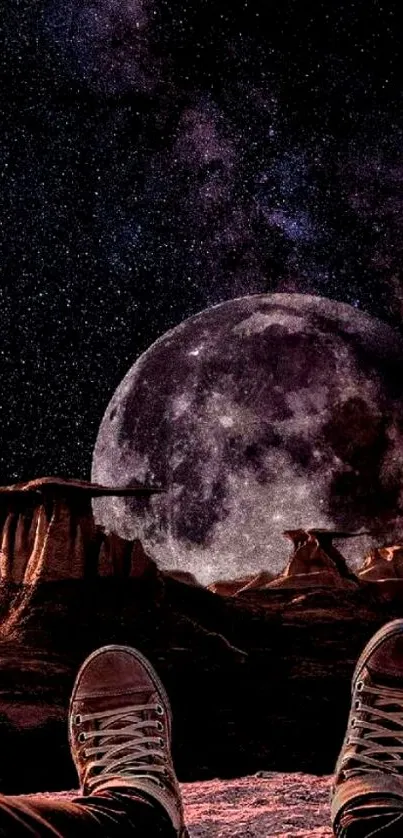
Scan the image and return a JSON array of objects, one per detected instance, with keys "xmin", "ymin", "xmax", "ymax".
[{"xmin": 69, "ymin": 644, "xmax": 187, "ymax": 837}]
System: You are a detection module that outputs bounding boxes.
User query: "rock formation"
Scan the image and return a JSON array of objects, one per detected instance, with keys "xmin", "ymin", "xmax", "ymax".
[
  {"xmin": 208, "ymin": 572, "xmax": 275, "ymax": 597},
  {"xmin": 208, "ymin": 576, "xmax": 257, "ymax": 596},
  {"xmin": 208, "ymin": 531, "xmax": 372, "ymax": 599},
  {"xmin": 267, "ymin": 529, "xmax": 361, "ymax": 590},
  {"xmin": 234, "ymin": 570, "xmax": 275, "ymax": 594},
  {"xmin": 358, "ymin": 545, "xmax": 403, "ymax": 581},
  {"xmin": 165, "ymin": 570, "xmax": 203, "ymax": 587},
  {"xmin": 0, "ymin": 477, "xmax": 162, "ymax": 585}
]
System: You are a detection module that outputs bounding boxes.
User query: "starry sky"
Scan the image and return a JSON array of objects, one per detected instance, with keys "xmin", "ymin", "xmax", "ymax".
[{"xmin": 1, "ymin": 0, "xmax": 402, "ymax": 483}]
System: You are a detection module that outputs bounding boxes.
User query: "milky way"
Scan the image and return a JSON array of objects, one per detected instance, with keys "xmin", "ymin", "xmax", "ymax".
[{"xmin": 0, "ymin": 0, "xmax": 401, "ymax": 480}]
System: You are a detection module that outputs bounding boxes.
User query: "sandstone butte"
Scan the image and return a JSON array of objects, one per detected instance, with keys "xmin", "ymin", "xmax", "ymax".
[
  {"xmin": 0, "ymin": 476, "xmax": 162, "ymax": 586},
  {"xmin": 262, "ymin": 529, "xmax": 360, "ymax": 590}
]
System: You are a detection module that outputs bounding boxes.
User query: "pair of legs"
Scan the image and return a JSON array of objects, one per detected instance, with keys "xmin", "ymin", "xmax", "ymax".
[{"xmin": 2, "ymin": 622, "xmax": 403, "ymax": 838}]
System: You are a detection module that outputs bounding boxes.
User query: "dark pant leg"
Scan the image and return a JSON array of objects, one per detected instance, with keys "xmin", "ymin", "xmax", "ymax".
[
  {"xmin": 335, "ymin": 800, "xmax": 403, "ymax": 838},
  {"xmin": 0, "ymin": 790, "xmax": 177, "ymax": 838}
]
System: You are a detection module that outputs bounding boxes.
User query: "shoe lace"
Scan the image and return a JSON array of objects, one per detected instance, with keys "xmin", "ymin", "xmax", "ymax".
[
  {"xmin": 78, "ymin": 703, "xmax": 169, "ymax": 792},
  {"xmin": 343, "ymin": 683, "xmax": 403, "ymax": 776}
]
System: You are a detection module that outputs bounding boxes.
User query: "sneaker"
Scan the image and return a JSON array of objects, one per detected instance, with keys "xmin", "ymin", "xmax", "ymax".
[
  {"xmin": 69, "ymin": 644, "xmax": 187, "ymax": 837},
  {"xmin": 331, "ymin": 619, "xmax": 403, "ymax": 830}
]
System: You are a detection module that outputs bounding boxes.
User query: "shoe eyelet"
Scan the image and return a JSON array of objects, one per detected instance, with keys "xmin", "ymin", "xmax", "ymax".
[
  {"xmin": 78, "ymin": 732, "xmax": 86, "ymax": 743},
  {"xmin": 156, "ymin": 721, "xmax": 163, "ymax": 732},
  {"xmin": 156, "ymin": 705, "xmax": 164, "ymax": 716},
  {"xmin": 74, "ymin": 714, "xmax": 82, "ymax": 726},
  {"xmin": 159, "ymin": 738, "xmax": 164, "ymax": 748},
  {"xmin": 351, "ymin": 719, "xmax": 356, "ymax": 728},
  {"xmin": 356, "ymin": 681, "xmax": 364, "ymax": 693},
  {"xmin": 355, "ymin": 700, "xmax": 361, "ymax": 710}
]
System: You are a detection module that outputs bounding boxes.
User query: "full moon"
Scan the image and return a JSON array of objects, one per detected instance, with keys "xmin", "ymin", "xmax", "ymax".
[{"xmin": 92, "ymin": 294, "xmax": 403, "ymax": 584}]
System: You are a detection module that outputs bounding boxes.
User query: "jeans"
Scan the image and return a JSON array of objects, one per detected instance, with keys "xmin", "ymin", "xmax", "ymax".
[
  {"xmin": 335, "ymin": 799, "xmax": 403, "ymax": 838},
  {"xmin": 0, "ymin": 790, "xmax": 177, "ymax": 838}
]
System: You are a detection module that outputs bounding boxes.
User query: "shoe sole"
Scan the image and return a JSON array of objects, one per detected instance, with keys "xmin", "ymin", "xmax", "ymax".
[
  {"xmin": 352, "ymin": 618, "xmax": 403, "ymax": 691},
  {"xmin": 68, "ymin": 644, "xmax": 173, "ymax": 767}
]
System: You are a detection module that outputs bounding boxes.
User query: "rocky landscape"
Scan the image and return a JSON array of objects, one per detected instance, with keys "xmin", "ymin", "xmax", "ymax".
[{"xmin": 1, "ymin": 476, "xmax": 403, "ymax": 796}]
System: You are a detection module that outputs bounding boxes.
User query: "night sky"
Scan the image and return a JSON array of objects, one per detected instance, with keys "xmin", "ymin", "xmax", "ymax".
[{"xmin": 1, "ymin": 0, "xmax": 402, "ymax": 483}]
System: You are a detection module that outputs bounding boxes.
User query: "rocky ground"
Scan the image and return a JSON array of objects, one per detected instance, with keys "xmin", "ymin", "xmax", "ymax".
[
  {"xmin": 182, "ymin": 773, "xmax": 332, "ymax": 838},
  {"xmin": 23, "ymin": 774, "xmax": 333, "ymax": 837}
]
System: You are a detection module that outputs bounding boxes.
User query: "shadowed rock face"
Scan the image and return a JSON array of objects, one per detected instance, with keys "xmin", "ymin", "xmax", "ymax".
[
  {"xmin": 358, "ymin": 545, "xmax": 403, "ymax": 581},
  {"xmin": 165, "ymin": 569, "xmax": 203, "ymax": 587},
  {"xmin": 235, "ymin": 571, "xmax": 275, "ymax": 593},
  {"xmin": 208, "ymin": 575, "xmax": 258, "ymax": 596},
  {"xmin": 0, "ymin": 477, "xmax": 161, "ymax": 587},
  {"xmin": 208, "ymin": 571, "xmax": 275, "ymax": 597},
  {"xmin": 266, "ymin": 529, "xmax": 360, "ymax": 590}
]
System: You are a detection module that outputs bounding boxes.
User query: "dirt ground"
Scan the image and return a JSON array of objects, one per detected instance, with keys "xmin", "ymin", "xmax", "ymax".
[
  {"xmin": 182, "ymin": 773, "xmax": 333, "ymax": 838},
  {"xmin": 22, "ymin": 773, "xmax": 333, "ymax": 837}
]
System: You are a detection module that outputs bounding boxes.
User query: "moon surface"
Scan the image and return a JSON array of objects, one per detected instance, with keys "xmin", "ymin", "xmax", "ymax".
[{"xmin": 92, "ymin": 293, "xmax": 403, "ymax": 584}]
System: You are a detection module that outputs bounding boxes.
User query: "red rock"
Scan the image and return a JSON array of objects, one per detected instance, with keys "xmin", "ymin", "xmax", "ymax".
[
  {"xmin": 130, "ymin": 539, "xmax": 158, "ymax": 579},
  {"xmin": 208, "ymin": 576, "xmax": 258, "ymax": 596},
  {"xmin": 0, "ymin": 476, "xmax": 163, "ymax": 497},
  {"xmin": 267, "ymin": 529, "xmax": 360, "ymax": 590},
  {"xmin": 23, "ymin": 507, "xmax": 49, "ymax": 585},
  {"xmin": 165, "ymin": 569, "xmax": 202, "ymax": 587},
  {"xmin": 0, "ymin": 512, "xmax": 17, "ymax": 579},
  {"xmin": 97, "ymin": 531, "xmax": 130, "ymax": 577},
  {"xmin": 234, "ymin": 571, "xmax": 275, "ymax": 594},
  {"xmin": 358, "ymin": 545, "xmax": 403, "ymax": 581},
  {"xmin": 0, "ymin": 477, "xmax": 161, "ymax": 584},
  {"xmin": 269, "ymin": 570, "xmax": 354, "ymax": 589}
]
